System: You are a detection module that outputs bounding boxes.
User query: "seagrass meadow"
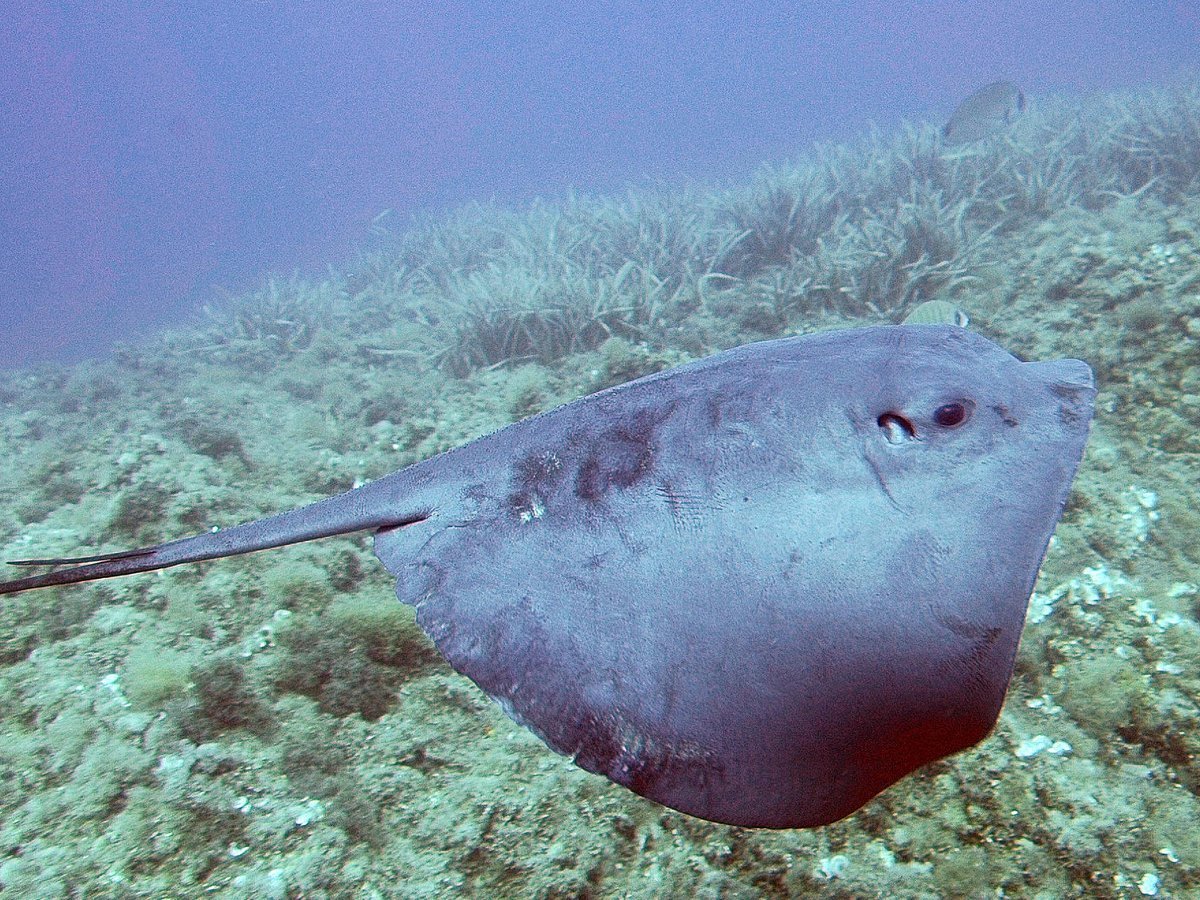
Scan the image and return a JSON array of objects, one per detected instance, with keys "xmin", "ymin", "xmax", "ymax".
[{"xmin": 2, "ymin": 80, "xmax": 1200, "ymax": 897}]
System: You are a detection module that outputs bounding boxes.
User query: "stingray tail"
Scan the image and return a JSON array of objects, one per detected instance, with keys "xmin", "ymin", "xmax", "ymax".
[{"xmin": 0, "ymin": 482, "xmax": 430, "ymax": 596}]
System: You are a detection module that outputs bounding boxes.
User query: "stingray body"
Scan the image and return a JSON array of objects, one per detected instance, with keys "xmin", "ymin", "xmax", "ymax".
[{"xmin": 0, "ymin": 325, "xmax": 1094, "ymax": 828}]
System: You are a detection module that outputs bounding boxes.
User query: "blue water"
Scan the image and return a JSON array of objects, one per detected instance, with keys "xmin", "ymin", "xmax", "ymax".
[{"xmin": 2, "ymin": 0, "xmax": 1197, "ymax": 367}]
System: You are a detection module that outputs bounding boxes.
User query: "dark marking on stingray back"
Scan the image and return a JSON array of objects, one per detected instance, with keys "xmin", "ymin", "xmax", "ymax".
[
  {"xmin": 502, "ymin": 402, "xmax": 679, "ymax": 520},
  {"xmin": 573, "ymin": 404, "xmax": 676, "ymax": 502},
  {"xmin": 991, "ymin": 404, "xmax": 1019, "ymax": 427},
  {"xmin": 513, "ymin": 449, "xmax": 567, "ymax": 494},
  {"xmin": 706, "ymin": 395, "xmax": 725, "ymax": 429},
  {"xmin": 506, "ymin": 450, "xmax": 567, "ymax": 521},
  {"xmin": 574, "ymin": 457, "xmax": 605, "ymax": 503},
  {"xmin": 704, "ymin": 379, "xmax": 760, "ymax": 431}
]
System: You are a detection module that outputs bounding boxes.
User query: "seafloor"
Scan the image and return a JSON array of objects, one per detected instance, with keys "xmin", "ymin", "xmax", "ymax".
[{"xmin": 2, "ymin": 84, "xmax": 1200, "ymax": 898}]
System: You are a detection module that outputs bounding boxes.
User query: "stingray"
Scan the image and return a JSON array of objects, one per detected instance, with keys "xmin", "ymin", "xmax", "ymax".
[{"xmin": 0, "ymin": 324, "xmax": 1094, "ymax": 828}]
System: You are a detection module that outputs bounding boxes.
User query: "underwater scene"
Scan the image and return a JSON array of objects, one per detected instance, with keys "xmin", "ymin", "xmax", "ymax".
[{"xmin": 2, "ymin": 80, "xmax": 1200, "ymax": 898}]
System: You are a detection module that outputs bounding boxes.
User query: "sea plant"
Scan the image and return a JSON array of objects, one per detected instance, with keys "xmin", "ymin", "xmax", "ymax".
[{"xmin": 200, "ymin": 274, "xmax": 346, "ymax": 357}]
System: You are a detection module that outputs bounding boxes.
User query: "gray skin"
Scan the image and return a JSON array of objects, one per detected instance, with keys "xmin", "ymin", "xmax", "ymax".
[{"xmin": 0, "ymin": 325, "xmax": 1095, "ymax": 828}]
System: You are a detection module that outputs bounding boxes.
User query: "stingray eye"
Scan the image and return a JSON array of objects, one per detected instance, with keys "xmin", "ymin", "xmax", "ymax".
[{"xmin": 933, "ymin": 401, "xmax": 971, "ymax": 428}]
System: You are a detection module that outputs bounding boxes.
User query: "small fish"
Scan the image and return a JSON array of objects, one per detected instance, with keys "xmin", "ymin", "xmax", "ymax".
[
  {"xmin": 902, "ymin": 300, "xmax": 970, "ymax": 328},
  {"xmin": 943, "ymin": 81, "xmax": 1025, "ymax": 145}
]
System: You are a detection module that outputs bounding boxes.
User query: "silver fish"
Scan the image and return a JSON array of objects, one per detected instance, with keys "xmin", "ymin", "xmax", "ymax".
[
  {"xmin": 902, "ymin": 300, "xmax": 970, "ymax": 328},
  {"xmin": 943, "ymin": 81, "xmax": 1026, "ymax": 145}
]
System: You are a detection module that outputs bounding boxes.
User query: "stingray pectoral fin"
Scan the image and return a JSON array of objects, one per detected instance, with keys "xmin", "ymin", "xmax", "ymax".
[{"xmin": 0, "ymin": 481, "xmax": 432, "ymax": 596}]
